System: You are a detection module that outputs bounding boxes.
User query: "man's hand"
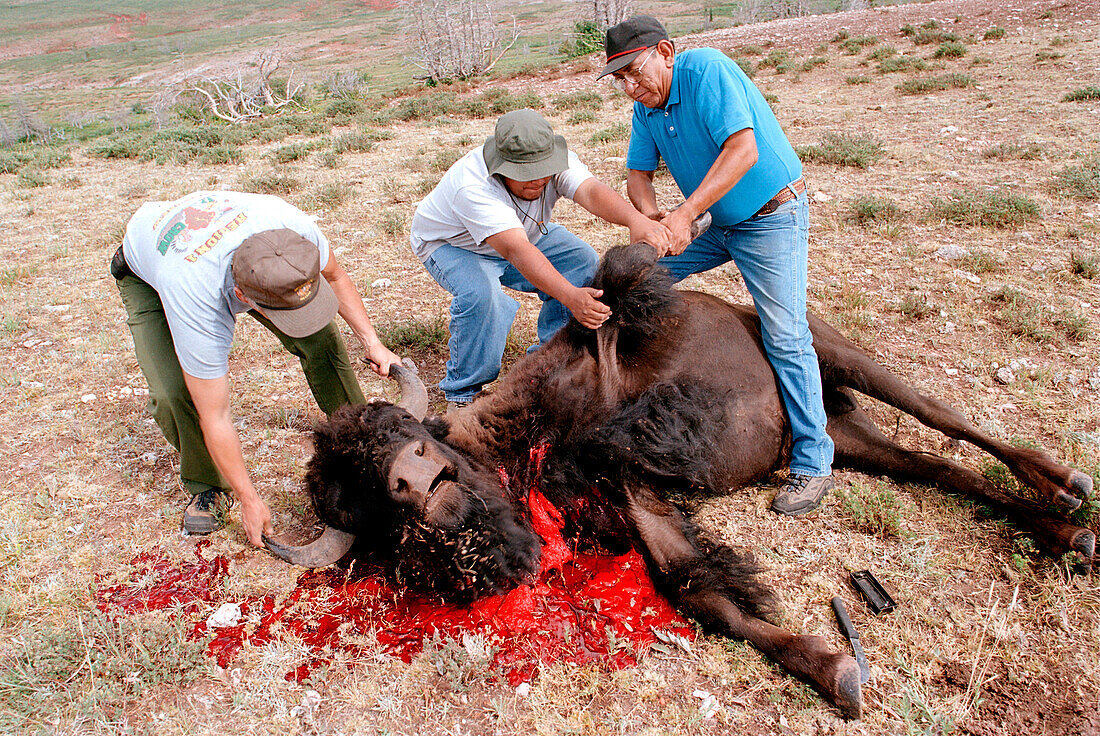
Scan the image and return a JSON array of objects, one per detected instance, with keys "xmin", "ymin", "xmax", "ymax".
[
  {"xmin": 365, "ymin": 342, "xmax": 401, "ymax": 377},
  {"xmin": 564, "ymin": 287, "xmax": 612, "ymax": 329},
  {"xmin": 661, "ymin": 206, "xmax": 698, "ymax": 256},
  {"xmin": 628, "ymin": 217, "xmax": 674, "ymax": 257},
  {"xmin": 239, "ymin": 493, "xmax": 273, "ymax": 547}
]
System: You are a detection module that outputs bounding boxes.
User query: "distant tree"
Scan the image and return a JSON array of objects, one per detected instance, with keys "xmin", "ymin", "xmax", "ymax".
[
  {"xmin": 403, "ymin": 0, "xmax": 519, "ymax": 83},
  {"xmin": 586, "ymin": 0, "xmax": 632, "ymax": 28}
]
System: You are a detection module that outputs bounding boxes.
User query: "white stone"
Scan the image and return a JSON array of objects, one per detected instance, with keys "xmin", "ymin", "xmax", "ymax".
[
  {"xmin": 80, "ymin": 393, "xmax": 96, "ymax": 403},
  {"xmin": 370, "ymin": 278, "xmax": 392, "ymax": 289},
  {"xmin": 812, "ymin": 190, "xmax": 833, "ymax": 203},
  {"xmin": 995, "ymin": 367, "xmax": 1015, "ymax": 385},
  {"xmin": 206, "ymin": 602, "xmax": 242, "ymax": 628},
  {"xmin": 935, "ymin": 245, "xmax": 965, "ymax": 260}
]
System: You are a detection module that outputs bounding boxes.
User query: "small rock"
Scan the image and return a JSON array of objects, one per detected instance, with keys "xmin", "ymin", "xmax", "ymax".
[
  {"xmin": 370, "ymin": 278, "xmax": 392, "ymax": 289},
  {"xmin": 206, "ymin": 602, "xmax": 242, "ymax": 628},
  {"xmin": 935, "ymin": 245, "xmax": 965, "ymax": 260},
  {"xmin": 940, "ymin": 321, "xmax": 956, "ymax": 334},
  {"xmin": 515, "ymin": 682, "xmax": 531, "ymax": 697},
  {"xmin": 943, "ymin": 366, "xmax": 958, "ymax": 376},
  {"xmin": 940, "ymin": 125, "xmax": 959, "ymax": 135},
  {"xmin": 812, "ymin": 190, "xmax": 833, "ymax": 203},
  {"xmin": 995, "ymin": 367, "xmax": 1015, "ymax": 385},
  {"xmin": 80, "ymin": 393, "xmax": 96, "ymax": 403},
  {"xmin": 43, "ymin": 304, "xmax": 71, "ymax": 313},
  {"xmin": 943, "ymin": 170, "xmax": 961, "ymax": 179}
]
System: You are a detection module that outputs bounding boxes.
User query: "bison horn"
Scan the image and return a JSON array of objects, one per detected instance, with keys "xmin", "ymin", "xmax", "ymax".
[
  {"xmin": 390, "ymin": 359, "xmax": 428, "ymax": 420},
  {"xmin": 262, "ymin": 526, "xmax": 356, "ymax": 568}
]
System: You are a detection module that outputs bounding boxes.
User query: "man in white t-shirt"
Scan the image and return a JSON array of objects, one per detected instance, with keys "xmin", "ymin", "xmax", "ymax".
[
  {"xmin": 113, "ymin": 191, "xmax": 401, "ymax": 545},
  {"xmin": 411, "ymin": 109, "xmax": 670, "ymax": 406}
]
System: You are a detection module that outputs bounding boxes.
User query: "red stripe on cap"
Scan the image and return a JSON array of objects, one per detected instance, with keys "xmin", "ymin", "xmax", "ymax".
[{"xmin": 606, "ymin": 45, "xmax": 650, "ymax": 62}]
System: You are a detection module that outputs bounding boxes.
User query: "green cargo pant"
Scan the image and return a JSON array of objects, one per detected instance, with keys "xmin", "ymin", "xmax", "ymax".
[{"xmin": 115, "ymin": 272, "xmax": 366, "ymax": 496}]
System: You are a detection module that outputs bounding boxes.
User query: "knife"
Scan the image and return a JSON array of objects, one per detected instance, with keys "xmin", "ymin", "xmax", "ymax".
[{"xmin": 831, "ymin": 596, "xmax": 870, "ymax": 684}]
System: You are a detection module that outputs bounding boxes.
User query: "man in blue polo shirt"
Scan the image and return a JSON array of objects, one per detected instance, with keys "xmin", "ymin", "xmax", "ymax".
[{"xmin": 599, "ymin": 15, "xmax": 835, "ymax": 516}]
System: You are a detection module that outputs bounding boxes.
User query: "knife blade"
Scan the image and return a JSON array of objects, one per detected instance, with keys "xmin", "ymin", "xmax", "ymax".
[{"xmin": 831, "ymin": 596, "xmax": 870, "ymax": 684}]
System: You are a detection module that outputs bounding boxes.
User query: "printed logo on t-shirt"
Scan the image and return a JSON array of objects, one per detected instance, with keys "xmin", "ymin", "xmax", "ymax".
[{"xmin": 156, "ymin": 196, "xmax": 236, "ymax": 255}]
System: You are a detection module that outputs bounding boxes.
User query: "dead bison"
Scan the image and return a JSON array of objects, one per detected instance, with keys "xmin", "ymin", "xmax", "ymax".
[{"xmin": 265, "ymin": 243, "xmax": 1094, "ymax": 719}]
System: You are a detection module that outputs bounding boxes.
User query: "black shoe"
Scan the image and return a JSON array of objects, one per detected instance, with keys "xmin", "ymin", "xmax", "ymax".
[
  {"xmin": 182, "ymin": 489, "xmax": 231, "ymax": 535},
  {"xmin": 770, "ymin": 474, "xmax": 834, "ymax": 516}
]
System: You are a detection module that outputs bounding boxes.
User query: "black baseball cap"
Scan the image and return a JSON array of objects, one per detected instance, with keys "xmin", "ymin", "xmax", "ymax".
[{"xmin": 596, "ymin": 15, "xmax": 670, "ymax": 80}]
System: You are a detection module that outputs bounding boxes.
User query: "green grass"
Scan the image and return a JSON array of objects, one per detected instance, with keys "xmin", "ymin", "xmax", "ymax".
[
  {"xmin": 567, "ymin": 110, "xmax": 596, "ymax": 125},
  {"xmin": 797, "ymin": 132, "xmax": 884, "ymax": 169},
  {"xmin": 551, "ymin": 90, "xmax": 602, "ymax": 112},
  {"xmin": 867, "ymin": 45, "xmax": 897, "ymax": 61},
  {"xmin": 1050, "ymin": 156, "xmax": 1100, "ymax": 200},
  {"xmin": 314, "ymin": 181, "xmax": 353, "ymax": 208},
  {"xmin": 849, "ymin": 195, "xmax": 905, "ymax": 224},
  {"xmin": 835, "ymin": 481, "xmax": 904, "ymax": 538},
  {"xmin": 959, "ymin": 247, "xmax": 1003, "ymax": 274},
  {"xmin": 895, "ymin": 74, "xmax": 974, "ymax": 95},
  {"xmin": 588, "ymin": 123, "xmax": 630, "ymax": 145},
  {"xmin": 238, "ymin": 171, "xmax": 300, "ymax": 195},
  {"xmin": 932, "ymin": 41, "xmax": 967, "ymax": 59},
  {"xmin": 0, "ymin": 610, "xmax": 206, "ymax": 730},
  {"xmin": 845, "ymin": 75, "xmax": 871, "ymax": 85},
  {"xmin": 897, "ymin": 292, "xmax": 933, "ymax": 320},
  {"xmin": 982, "ymin": 142, "xmax": 1044, "ymax": 161},
  {"xmin": 1063, "ymin": 86, "xmax": 1100, "ymax": 102},
  {"xmin": 1069, "ymin": 251, "xmax": 1099, "ymax": 279},
  {"xmin": 983, "ymin": 26, "xmax": 1006, "ymax": 40},
  {"xmin": 272, "ymin": 142, "xmax": 311, "ymax": 163},
  {"xmin": 927, "ymin": 190, "xmax": 1040, "ymax": 228},
  {"xmin": 985, "ymin": 287, "xmax": 1085, "ymax": 344},
  {"xmin": 376, "ymin": 315, "xmax": 448, "ymax": 352},
  {"xmin": 876, "ymin": 55, "xmax": 928, "ymax": 74}
]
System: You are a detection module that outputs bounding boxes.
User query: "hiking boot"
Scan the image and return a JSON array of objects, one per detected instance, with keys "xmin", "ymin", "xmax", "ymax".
[
  {"xmin": 182, "ymin": 489, "xmax": 231, "ymax": 535},
  {"xmin": 770, "ymin": 473, "xmax": 834, "ymax": 517}
]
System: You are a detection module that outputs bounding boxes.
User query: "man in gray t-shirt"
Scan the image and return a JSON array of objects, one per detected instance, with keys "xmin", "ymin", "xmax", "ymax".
[
  {"xmin": 410, "ymin": 109, "xmax": 670, "ymax": 406},
  {"xmin": 114, "ymin": 191, "xmax": 400, "ymax": 545}
]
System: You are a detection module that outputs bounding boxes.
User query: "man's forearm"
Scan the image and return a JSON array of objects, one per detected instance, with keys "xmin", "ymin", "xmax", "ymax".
[
  {"xmin": 573, "ymin": 179, "xmax": 648, "ymax": 228},
  {"xmin": 626, "ymin": 170, "xmax": 661, "ymax": 218}
]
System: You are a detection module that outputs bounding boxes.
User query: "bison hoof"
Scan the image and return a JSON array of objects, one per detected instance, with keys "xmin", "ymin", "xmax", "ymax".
[
  {"xmin": 1056, "ymin": 489, "xmax": 1083, "ymax": 512},
  {"xmin": 1069, "ymin": 471, "xmax": 1094, "ymax": 500},
  {"xmin": 832, "ymin": 658, "xmax": 863, "ymax": 721},
  {"xmin": 1072, "ymin": 529, "xmax": 1096, "ymax": 560}
]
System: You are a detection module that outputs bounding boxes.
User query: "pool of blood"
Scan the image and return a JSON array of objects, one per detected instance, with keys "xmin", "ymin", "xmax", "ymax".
[{"xmin": 96, "ymin": 491, "xmax": 693, "ymax": 685}]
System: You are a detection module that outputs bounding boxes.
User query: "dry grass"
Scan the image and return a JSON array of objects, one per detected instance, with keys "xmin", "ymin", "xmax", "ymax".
[{"xmin": 1, "ymin": 0, "xmax": 1099, "ymax": 734}]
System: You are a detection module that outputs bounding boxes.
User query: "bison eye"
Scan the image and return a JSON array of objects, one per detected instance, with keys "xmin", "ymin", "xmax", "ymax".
[{"xmin": 414, "ymin": 443, "xmax": 425, "ymax": 457}]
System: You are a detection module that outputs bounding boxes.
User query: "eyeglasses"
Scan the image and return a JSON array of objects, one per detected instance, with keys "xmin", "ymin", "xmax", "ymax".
[{"xmin": 609, "ymin": 48, "xmax": 656, "ymax": 92}]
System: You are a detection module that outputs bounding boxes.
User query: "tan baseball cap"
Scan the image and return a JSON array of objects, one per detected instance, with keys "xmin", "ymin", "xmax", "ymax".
[{"xmin": 231, "ymin": 229, "xmax": 338, "ymax": 338}]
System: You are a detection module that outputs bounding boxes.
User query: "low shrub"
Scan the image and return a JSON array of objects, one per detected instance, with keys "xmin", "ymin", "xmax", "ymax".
[
  {"xmin": 588, "ymin": 123, "xmax": 630, "ymax": 145},
  {"xmin": 927, "ymin": 190, "xmax": 1040, "ymax": 228},
  {"xmin": 551, "ymin": 90, "xmax": 603, "ymax": 111},
  {"xmin": 895, "ymin": 73, "xmax": 974, "ymax": 95},
  {"xmin": 983, "ymin": 26, "xmax": 1006, "ymax": 40},
  {"xmin": 982, "ymin": 142, "xmax": 1044, "ymax": 161},
  {"xmin": 1050, "ymin": 156, "xmax": 1100, "ymax": 201},
  {"xmin": 877, "ymin": 55, "xmax": 928, "ymax": 74},
  {"xmin": 239, "ymin": 172, "xmax": 300, "ymax": 195},
  {"xmin": 933, "ymin": 41, "xmax": 968, "ymax": 58},
  {"xmin": 797, "ymin": 132, "xmax": 884, "ymax": 169},
  {"xmin": 1063, "ymin": 86, "xmax": 1100, "ymax": 102},
  {"xmin": 1069, "ymin": 251, "xmax": 1099, "ymax": 279}
]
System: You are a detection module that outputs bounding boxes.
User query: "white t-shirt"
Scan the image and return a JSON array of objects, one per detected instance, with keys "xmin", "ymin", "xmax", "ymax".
[
  {"xmin": 409, "ymin": 146, "xmax": 594, "ymax": 261},
  {"xmin": 122, "ymin": 191, "xmax": 330, "ymax": 379}
]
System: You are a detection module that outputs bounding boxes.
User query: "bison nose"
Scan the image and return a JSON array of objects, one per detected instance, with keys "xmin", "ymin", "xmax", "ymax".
[{"xmin": 387, "ymin": 440, "xmax": 452, "ymax": 503}]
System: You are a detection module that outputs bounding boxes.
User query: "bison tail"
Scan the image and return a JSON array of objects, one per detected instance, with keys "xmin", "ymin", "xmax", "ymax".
[{"xmin": 589, "ymin": 243, "xmax": 678, "ymax": 342}]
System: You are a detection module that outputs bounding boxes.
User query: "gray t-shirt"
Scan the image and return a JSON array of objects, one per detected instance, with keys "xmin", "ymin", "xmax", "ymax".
[
  {"xmin": 123, "ymin": 191, "xmax": 330, "ymax": 379},
  {"xmin": 409, "ymin": 146, "xmax": 593, "ymax": 261}
]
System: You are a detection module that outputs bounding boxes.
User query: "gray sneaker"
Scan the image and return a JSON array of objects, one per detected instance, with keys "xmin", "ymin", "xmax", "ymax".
[
  {"xmin": 446, "ymin": 400, "xmax": 471, "ymax": 415},
  {"xmin": 182, "ymin": 489, "xmax": 231, "ymax": 535},
  {"xmin": 770, "ymin": 473, "xmax": 834, "ymax": 516}
]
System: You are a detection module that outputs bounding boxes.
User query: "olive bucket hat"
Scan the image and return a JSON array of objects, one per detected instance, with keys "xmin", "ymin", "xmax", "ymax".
[
  {"xmin": 482, "ymin": 109, "xmax": 569, "ymax": 181},
  {"xmin": 231, "ymin": 228, "xmax": 338, "ymax": 338}
]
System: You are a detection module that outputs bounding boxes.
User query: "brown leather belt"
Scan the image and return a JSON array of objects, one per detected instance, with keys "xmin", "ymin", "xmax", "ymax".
[{"xmin": 754, "ymin": 177, "xmax": 806, "ymax": 217}]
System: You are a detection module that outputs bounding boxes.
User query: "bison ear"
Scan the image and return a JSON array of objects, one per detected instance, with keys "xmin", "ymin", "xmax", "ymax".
[{"xmin": 423, "ymin": 416, "xmax": 450, "ymax": 440}]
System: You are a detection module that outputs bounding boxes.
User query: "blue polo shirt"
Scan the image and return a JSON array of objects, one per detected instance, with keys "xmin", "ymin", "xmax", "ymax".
[{"xmin": 626, "ymin": 47, "xmax": 802, "ymax": 226}]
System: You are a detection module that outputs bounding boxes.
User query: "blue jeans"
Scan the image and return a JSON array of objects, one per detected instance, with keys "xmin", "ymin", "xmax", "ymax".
[
  {"xmin": 423, "ymin": 224, "xmax": 599, "ymax": 402},
  {"xmin": 660, "ymin": 191, "xmax": 833, "ymax": 477}
]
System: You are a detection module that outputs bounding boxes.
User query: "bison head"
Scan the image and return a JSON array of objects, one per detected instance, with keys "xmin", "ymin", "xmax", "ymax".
[{"xmin": 265, "ymin": 365, "xmax": 542, "ymax": 602}]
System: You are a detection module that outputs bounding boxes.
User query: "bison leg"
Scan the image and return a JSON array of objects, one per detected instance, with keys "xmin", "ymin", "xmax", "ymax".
[
  {"xmin": 812, "ymin": 320, "xmax": 1093, "ymax": 511},
  {"xmin": 623, "ymin": 484, "xmax": 863, "ymax": 719},
  {"xmin": 827, "ymin": 390, "xmax": 1094, "ymax": 568}
]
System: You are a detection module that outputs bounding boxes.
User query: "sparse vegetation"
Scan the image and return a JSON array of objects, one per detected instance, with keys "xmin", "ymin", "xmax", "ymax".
[
  {"xmin": 846, "ymin": 75, "xmax": 871, "ymax": 85},
  {"xmin": 877, "ymin": 55, "xmax": 928, "ymax": 73},
  {"xmin": 932, "ymin": 41, "xmax": 967, "ymax": 58},
  {"xmin": 1050, "ymin": 156, "xmax": 1100, "ymax": 200},
  {"xmin": 982, "ymin": 142, "xmax": 1044, "ymax": 161},
  {"xmin": 835, "ymin": 481, "xmax": 904, "ymax": 538},
  {"xmin": 1063, "ymin": 87, "xmax": 1100, "ymax": 102},
  {"xmin": 1069, "ymin": 251, "xmax": 1099, "ymax": 279},
  {"xmin": 927, "ymin": 190, "xmax": 1040, "ymax": 228},
  {"xmin": 377, "ymin": 315, "xmax": 448, "ymax": 352},
  {"xmin": 588, "ymin": 123, "xmax": 630, "ymax": 146},
  {"xmin": 849, "ymin": 195, "xmax": 904, "ymax": 224},
  {"xmin": 897, "ymin": 292, "xmax": 933, "ymax": 319},
  {"xmin": 797, "ymin": 132, "xmax": 884, "ymax": 169},
  {"xmin": 960, "ymin": 248, "xmax": 1003, "ymax": 274},
  {"xmin": 896, "ymin": 73, "xmax": 974, "ymax": 95},
  {"xmin": 273, "ymin": 142, "xmax": 311, "ymax": 163},
  {"xmin": 551, "ymin": 90, "xmax": 602, "ymax": 112},
  {"xmin": 983, "ymin": 26, "xmax": 1006, "ymax": 40},
  {"xmin": 238, "ymin": 171, "xmax": 301, "ymax": 195}
]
